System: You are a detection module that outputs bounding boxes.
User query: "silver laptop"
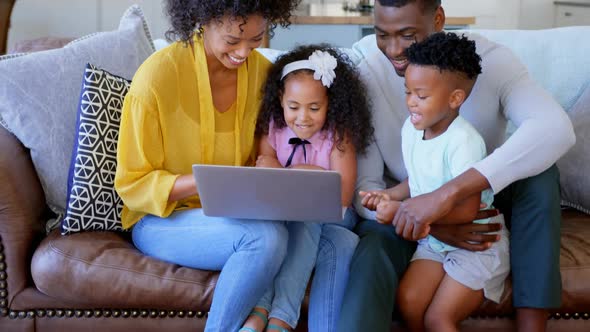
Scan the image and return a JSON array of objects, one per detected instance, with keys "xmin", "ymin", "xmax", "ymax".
[{"xmin": 192, "ymin": 164, "xmax": 344, "ymax": 223}]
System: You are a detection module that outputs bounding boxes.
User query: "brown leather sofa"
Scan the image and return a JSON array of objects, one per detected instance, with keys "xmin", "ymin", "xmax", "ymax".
[
  {"xmin": 1, "ymin": 123, "xmax": 590, "ymax": 332},
  {"xmin": 0, "ymin": 0, "xmax": 16, "ymax": 55}
]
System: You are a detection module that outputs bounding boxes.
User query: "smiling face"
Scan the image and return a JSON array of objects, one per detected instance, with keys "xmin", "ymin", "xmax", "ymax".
[
  {"xmin": 202, "ymin": 14, "xmax": 267, "ymax": 69},
  {"xmin": 281, "ymin": 72, "xmax": 329, "ymax": 140},
  {"xmin": 404, "ymin": 64, "xmax": 465, "ymax": 139},
  {"xmin": 374, "ymin": 1, "xmax": 444, "ymax": 76}
]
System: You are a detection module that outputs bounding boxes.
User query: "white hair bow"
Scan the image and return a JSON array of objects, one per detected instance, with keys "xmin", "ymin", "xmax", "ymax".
[{"xmin": 281, "ymin": 50, "xmax": 338, "ymax": 88}]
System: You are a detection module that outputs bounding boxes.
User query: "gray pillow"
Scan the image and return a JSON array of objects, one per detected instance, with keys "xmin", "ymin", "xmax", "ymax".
[
  {"xmin": 0, "ymin": 5, "xmax": 154, "ymax": 216},
  {"xmin": 558, "ymin": 83, "xmax": 590, "ymax": 214}
]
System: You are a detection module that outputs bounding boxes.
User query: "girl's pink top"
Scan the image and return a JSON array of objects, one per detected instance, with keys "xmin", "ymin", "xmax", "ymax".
[{"xmin": 267, "ymin": 120, "xmax": 334, "ymax": 170}]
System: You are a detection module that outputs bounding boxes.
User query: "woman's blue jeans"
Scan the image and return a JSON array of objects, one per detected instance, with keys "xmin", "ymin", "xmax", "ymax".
[
  {"xmin": 131, "ymin": 209, "xmax": 289, "ymax": 332},
  {"xmin": 256, "ymin": 209, "xmax": 359, "ymax": 331}
]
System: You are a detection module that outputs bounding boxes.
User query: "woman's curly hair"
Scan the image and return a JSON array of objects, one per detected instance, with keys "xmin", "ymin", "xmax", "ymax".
[
  {"xmin": 256, "ymin": 44, "xmax": 374, "ymax": 155},
  {"xmin": 406, "ymin": 32, "xmax": 482, "ymax": 80},
  {"xmin": 165, "ymin": 0, "xmax": 301, "ymax": 43}
]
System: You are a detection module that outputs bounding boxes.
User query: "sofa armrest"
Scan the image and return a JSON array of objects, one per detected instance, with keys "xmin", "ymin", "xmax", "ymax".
[{"xmin": 0, "ymin": 126, "xmax": 46, "ymax": 308}]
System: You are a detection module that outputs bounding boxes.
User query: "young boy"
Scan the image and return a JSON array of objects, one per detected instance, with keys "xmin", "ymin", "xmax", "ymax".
[{"xmin": 364, "ymin": 32, "xmax": 510, "ymax": 332}]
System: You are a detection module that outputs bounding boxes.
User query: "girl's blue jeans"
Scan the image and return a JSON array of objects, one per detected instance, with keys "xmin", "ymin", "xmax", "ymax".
[
  {"xmin": 256, "ymin": 208, "xmax": 359, "ymax": 332},
  {"xmin": 131, "ymin": 208, "xmax": 289, "ymax": 332}
]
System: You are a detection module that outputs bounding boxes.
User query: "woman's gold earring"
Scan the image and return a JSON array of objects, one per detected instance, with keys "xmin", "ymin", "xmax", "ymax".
[{"xmin": 195, "ymin": 24, "xmax": 204, "ymax": 36}]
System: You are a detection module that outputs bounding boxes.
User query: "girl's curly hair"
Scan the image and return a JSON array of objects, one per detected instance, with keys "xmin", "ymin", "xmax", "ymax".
[
  {"xmin": 256, "ymin": 44, "xmax": 374, "ymax": 155},
  {"xmin": 165, "ymin": 0, "xmax": 301, "ymax": 43}
]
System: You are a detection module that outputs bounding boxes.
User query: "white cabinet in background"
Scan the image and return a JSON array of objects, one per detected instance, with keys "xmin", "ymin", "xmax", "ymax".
[{"xmin": 554, "ymin": 3, "xmax": 590, "ymax": 27}]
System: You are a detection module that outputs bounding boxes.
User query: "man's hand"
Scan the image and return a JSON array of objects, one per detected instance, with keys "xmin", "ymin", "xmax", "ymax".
[
  {"xmin": 256, "ymin": 155, "xmax": 283, "ymax": 168},
  {"xmin": 375, "ymin": 199, "xmax": 401, "ymax": 224},
  {"xmin": 429, "ymin": 220, "xmax": 502, "ymax": 251},
  {"xmin": 392, "ymin": 191, "xmax": 452, "ymax": 241},
  {"xmin": 359, "ymin": 190, "xmax": 391, "ymax": 211}
]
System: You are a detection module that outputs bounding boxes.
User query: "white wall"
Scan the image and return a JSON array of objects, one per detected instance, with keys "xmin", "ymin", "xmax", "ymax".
[
  {"xmin": 7, "ymin": 0, "xmax": 169, "ymax": 51},
  {"xmin": 8, "ymin": 0, "xmax": 577, "ymax": 51},
  {"xmin": 519, "ymin": 0, "xmax": 555, "ymax": 29},
  {"xmin": 8, "ymin": 0, "xmax": 98, "ymax": 49},
  {"xmin": 443, "ymin": 0, "xmax": 520, "ymax": 29}
]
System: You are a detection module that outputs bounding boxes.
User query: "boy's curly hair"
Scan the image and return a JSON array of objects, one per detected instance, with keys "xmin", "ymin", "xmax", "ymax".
[
  {"xmin": 406, "ymin": 32, "xmax": 482, "ymax": 80},
  {"xmin": 165, "ymin": 0, "xmax": 301, "ymax": 43},
  {"xmin": 256, "ymin": 44, "xmax": 374, "ymax": 155}
]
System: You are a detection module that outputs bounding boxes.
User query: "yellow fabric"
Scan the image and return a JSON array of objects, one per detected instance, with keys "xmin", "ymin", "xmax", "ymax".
[
  {"xmin": 213, "ymin": 103, "xmax": 237, "ymax": 163},
  {"xmin": 115, "ymin": 37, "xmax": 271, "ymax": 229}
]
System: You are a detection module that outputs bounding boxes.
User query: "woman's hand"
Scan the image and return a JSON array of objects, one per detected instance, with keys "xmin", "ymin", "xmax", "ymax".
[
  {"xmin": 376, "ymin": 199, "xmax": 401, "ymax": 224},
  {"xmin": 168, "ymin": 174, "xmax": 198, "ymax": 203},
  {"xmin": 256, "ymin": 155, "xmax": 283, "ymax": 168},
  {"xmin": 359, "ymin": 190, "xmax": 391, "ymax": 211}
]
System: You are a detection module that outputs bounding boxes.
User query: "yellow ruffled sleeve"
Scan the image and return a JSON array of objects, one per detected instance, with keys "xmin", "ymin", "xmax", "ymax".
[{"xmin": 115, "ymin": 93, "xmax": 179, "ymax": 229}]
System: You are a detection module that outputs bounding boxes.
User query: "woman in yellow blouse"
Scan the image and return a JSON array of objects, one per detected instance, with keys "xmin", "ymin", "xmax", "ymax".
[{"xmin": 114, "ymin": 1, "xmax": 301, "ymax": 331}]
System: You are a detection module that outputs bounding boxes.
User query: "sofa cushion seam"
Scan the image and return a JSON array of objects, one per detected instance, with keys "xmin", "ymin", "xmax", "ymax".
[{"xmin": 47, "ymin": 240, "xmax": 216, "ymax": 287}]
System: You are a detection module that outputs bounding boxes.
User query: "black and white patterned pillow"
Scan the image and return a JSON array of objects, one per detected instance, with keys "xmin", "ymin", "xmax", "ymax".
[{"xmin": 61, "ymin": 63, "xmax": 130, "ymax": 235}]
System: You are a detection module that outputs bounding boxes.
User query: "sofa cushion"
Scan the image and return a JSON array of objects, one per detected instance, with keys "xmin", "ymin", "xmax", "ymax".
[
  {"xmin": 0, "ymin": 5, "xmax": 154, "ymax": 217},
  {"xmin": 557, "ymin": 85, "xmax": 590, "ymax": 214},
  {"xmin": 61, "ymin": 64, "xmax": 129, "ymax": 235},
  {"xmin": 472, "ymin": 209, "xmax": 590, "ymax": 316},
  {"xmin": 31, "ymin": 230, "xmax": 218, "ymax": 310}
]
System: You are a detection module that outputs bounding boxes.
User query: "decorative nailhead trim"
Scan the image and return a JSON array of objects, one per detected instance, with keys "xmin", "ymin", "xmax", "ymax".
[
  {"xmin": 3, "ymin": 308, "xmax": 213, "ymax": 320},
  {"xmin": 0, "ymin": 238, "xmax": 6, "ymax": 315}
]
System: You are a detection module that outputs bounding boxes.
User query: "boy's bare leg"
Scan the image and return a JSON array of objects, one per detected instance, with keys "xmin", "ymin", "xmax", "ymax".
[
  {"xmin": 424, "ymin": 275, "xmax": 485, "ymax": 332},
  {"xmin": 397, "ymin": 259, "xmax": 445, "ymax": 332}
]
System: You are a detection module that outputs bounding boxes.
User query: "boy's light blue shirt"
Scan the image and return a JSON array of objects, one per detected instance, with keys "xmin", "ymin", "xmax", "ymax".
[{"xmin": 402, "ymin": 115, "xmax": 494, "ymax": 252}]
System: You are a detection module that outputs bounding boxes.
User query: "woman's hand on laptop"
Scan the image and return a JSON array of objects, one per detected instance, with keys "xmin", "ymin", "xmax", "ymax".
[{"xmin": 256, "ymin": 155, "xmax": 283, "ymax": 168}]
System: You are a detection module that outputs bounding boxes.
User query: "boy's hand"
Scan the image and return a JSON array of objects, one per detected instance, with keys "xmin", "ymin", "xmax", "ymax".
[
  {"xmin": 359, "ymin": 190, "xmax": 392, "ymax": 211},
  {"xmin": 376, "ymin": 200, "xmax": 401, "ymax": 224},
  {"xmin": 256, "ymin": 155, "xmax": 283, "ymax": 168}
]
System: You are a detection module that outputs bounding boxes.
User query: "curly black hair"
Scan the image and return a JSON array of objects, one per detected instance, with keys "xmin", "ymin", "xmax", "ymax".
[
  {"xmin": 405, "ymin": 32, "xmax": 482, "ymax": 80},
  {"xmin": 377, "ymin": 0, "xmax": 441, "ymax": 13},
  {"xmin": 165, "ymin": 0, "xmax": 302, "ymax": 43},
  {"xmin": 256, "ymin": 44, "xmax": 374, "ymax": 155}
]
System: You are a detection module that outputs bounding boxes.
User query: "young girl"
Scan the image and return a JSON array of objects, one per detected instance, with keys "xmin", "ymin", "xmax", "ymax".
[
  {"xmin": 362, "ymin": 32, "xmax": 510, "ymax": 332},
  {"xmin": 240, "ymin": 45, "xmax": 373, "ymax": 332}
]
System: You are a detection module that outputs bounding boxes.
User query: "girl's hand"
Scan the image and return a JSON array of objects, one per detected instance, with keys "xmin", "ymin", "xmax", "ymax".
[
  {"xmin": 290, "ymin": 164, "xmax": 325, "ymax": 171},
  {"xmin": 359, "ymin": 190, "xmax": 391, "ymax": 211},
  {"xmin": 376, "ymin": 200, "xmax": 401, "ymax": 224},
  {"xmin": 256, "ymin": 155, "xmax": 283, "ymax": 168}
]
